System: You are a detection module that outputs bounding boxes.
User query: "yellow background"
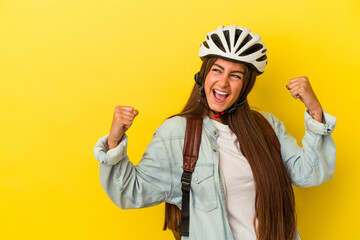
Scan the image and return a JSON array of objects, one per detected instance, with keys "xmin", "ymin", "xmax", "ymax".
[{"xmin": 1, "ymin": 0, "xmax": 359, "ymax": 239}]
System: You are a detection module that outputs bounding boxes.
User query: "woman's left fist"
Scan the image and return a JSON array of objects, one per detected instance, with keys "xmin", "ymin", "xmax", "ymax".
[{"xmin": 286, "ymin": 76, "xmax": 323, "ymax": 122}]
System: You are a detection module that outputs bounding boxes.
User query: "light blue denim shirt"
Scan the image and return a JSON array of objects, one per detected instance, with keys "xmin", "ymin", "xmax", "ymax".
[{"xmin": 93, "ymin": 110, "xmax": 337, "ymax": 240}]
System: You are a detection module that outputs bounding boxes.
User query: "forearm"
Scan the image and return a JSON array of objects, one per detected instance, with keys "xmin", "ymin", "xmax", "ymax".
[
  {"xmin": 263, "ymin": 110, "xmax": 337, "ymax": 187},
  {"xmin": 306, "ymin": 91, "xmax": 323, "ymax": 122},
  {"xmin": 308, "ymin": 105, "xmax": 323, "ymax": 123},
  {"xmin": 290, "ymin": 129, "xmax": 336, "ymax": 187},
  {"xmin": 99, "ymin": 159, "xmax": 144, "ymax": 209},
  {"xmin": 283, "ymin": 109, "xmax": 337, "ymax": 187},
  {"xmin": 108, "ymin": 135, "xmax": 123, "ymax": 149},
  {"xmin": 94, "ymin": 132, "xmax": 173, "ymax": 209}
]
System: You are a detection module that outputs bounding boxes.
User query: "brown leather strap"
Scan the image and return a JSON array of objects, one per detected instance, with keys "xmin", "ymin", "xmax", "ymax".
[
  {"xmin": 182, "ymin": 118, "xmax": 203, "ymax": 172},
  {"xmin": 165, "ymin": 115, "xmax": 279, "ymax": 238},
  {"xmin": 180, "ymin": 118, "xmax": 203, "ymax": 236},
  {"xmin": 163, "ymin": 118, "xmax": 203, "ymax": 238}
]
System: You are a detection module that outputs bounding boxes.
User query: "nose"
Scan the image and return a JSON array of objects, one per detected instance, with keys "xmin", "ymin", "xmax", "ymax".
[{"xmin": 217, "ymin": 74, "xmax": 229, "ymax": 87}]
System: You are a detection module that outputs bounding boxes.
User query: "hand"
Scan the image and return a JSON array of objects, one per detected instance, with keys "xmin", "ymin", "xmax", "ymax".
[
  {"xmin": 286, "ymin": 76, "xmax": 323, "ymax": 122},
  {"xmin": 108, "ymin": 106, "xmax": 139, "ymax": 149}
]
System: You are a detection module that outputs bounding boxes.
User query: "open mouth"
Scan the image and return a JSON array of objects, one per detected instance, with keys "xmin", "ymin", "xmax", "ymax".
[{"xmin": 213, "ymin": 89, "xmax": 229, "ymax": 102}]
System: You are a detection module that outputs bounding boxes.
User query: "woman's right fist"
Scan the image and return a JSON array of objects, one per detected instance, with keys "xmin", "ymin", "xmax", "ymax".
[{"xmin": 108, "ymin": 106, "xmax": 139, "ymax": 149}]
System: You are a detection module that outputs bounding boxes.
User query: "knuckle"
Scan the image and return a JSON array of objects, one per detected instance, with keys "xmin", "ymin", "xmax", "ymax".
[{"xmin": 301, "ymin": 76, "xmax": 308, "ymax": 82}]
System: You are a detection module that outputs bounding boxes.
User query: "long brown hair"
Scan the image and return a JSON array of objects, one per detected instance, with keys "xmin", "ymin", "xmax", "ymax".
[{"xmin": 175, "ymin": 57, "xmax": 296, "ymax": 240}]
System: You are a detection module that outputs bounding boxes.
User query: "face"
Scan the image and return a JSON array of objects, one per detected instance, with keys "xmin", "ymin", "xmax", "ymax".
[{"xmin": 204, "ymin": 58, "xmax": 247, "ymax": 114}]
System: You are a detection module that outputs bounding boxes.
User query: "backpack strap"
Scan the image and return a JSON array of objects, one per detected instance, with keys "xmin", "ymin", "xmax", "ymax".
[
  {"xmin": 180, "ymin": 118, "xmax": 203, "ymax": 236},
  {"xmin": 163, "ymin": 114, "xmax": 279, "ymax": 238}
]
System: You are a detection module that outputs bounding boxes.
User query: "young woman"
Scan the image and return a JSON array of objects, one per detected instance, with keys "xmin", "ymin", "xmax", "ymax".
[{"xmin": 93, "ymin": 25, "xmax": 337, "ymax": 240}]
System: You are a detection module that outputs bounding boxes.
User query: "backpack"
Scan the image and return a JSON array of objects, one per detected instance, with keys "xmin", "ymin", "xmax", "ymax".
[{"xmin": 163, "ymin": 114, "xmax": 280, "ymax": 239}]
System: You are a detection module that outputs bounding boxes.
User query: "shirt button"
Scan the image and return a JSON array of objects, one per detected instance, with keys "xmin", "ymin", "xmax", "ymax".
[
  {"xmin": 195, "ymin": 177, "xmax": 198, "ymax": 182},
  {"xmin": 213, "ymin": 148, "xmax": 217, "ymax": 152},
  {"xmin": 214, "ymin": 131, "xmax": 217, "ymax": 135}
]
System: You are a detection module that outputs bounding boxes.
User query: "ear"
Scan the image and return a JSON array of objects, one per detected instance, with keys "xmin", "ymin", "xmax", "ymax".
[
  {"xmin": 194, "ymin": 72, "xmax": 205, "ymax": 97},
  {"xmin": 194, "ymin": 72, "xmax": 202, "ymax": 86}
]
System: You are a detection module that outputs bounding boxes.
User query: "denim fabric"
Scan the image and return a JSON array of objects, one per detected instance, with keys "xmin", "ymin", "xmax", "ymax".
[{"xmin": 93, "ymin": 110, "xmax": 337, "ymax": 240}]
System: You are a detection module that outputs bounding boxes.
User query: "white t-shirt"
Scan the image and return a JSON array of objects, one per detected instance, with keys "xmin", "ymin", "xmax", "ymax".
[{"xmin": 211, "ymin": 119, "xmax": 257, "ymax": 240}]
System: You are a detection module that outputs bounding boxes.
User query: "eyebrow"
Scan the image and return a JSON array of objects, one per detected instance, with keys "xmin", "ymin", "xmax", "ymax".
[{"xmin": 213, "ymin": 64, "xmax": 245, "ymax": 75}]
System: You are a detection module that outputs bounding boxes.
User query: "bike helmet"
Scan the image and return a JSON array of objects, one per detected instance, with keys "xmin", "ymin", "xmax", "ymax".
[
  {"xmin": 195, "ymin": 25, "xmax": 268, "ymax": 117},
  {"xmin": 199, "ymin": 25, "xmax": 267, "ymax": 74}
]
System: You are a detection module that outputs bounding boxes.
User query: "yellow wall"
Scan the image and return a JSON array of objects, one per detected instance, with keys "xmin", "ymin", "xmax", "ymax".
[{"xmin": 1, "ymin": 0, "xmax": 359, "ymax": 239}]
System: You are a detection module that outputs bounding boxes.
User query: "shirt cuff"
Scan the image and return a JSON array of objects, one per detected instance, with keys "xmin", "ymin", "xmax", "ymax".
[
  {"xmin": 304, "ymin": 108, "xmax": 337, "ymax": 135},
  {"xmin": 93, "ymin": 134, "xmax": 128, "ymax": 165}
]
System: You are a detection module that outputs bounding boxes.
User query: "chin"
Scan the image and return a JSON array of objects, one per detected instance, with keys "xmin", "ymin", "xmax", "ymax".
[
  {"xmin": 208, "ymin": 104, "xmax": 227, "ymax": 113},
  {"xmin": 207, "ymin": 94, "xmax": 234, "ymax": 113}
]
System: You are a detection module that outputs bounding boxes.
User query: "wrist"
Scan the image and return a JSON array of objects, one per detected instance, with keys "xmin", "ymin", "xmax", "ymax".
[
  {"xmin": 308, "ymin": 104, "xmax": 322, "ymax": 115},
  {"xmin": 306, "ymin": 97, "xmax": 322, "ymax": 113},
  {"xmin": 107, "ymin": 135, "xmax": 122, "ymax": 149},
  {"xmin": 308, "ymin": 105, "xmax": 323, "ymax": 122}
]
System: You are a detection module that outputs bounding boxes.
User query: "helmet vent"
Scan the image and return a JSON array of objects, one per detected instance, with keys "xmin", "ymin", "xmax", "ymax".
[
  {"xmin": 203, "ymin": 41, "xmax": 209, "ymax": 49},
  {"xmin": 211, "ymin": 34, "xmax": 226, "ymax": 52},
  {"xmin": 223, "ymin": 30, "xmax": 231, "ymax": 50},
  {"xmin": 237, "ymin": 34, "xmax": 253, "ymax": 52},
  {"xmin": 234, "ymin": 29, "xmax": 242, "ymax": 46},
  {"xmin": 261, "ymin": 49, "xmax": 267, "ymax": 54},
  {"xmin": 239, "ymin": 44, "xmax": 263, "ymax": 56},
  {"xmin": 256, "ymin": 55, "xmax": 268, "ymax": 62}
]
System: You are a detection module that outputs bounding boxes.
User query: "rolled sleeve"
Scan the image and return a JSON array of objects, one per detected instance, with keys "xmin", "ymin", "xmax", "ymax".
[
  {"xmin": 92, "ymin": 127, "xmax": 174, "ymax": 209},
  {"xmin": 93, "ymin": 134, "xmax": 128, "ymax": 165},
  {"xmin": 305, "ymin": 109, "xmax": 337, "ymax": 135}
]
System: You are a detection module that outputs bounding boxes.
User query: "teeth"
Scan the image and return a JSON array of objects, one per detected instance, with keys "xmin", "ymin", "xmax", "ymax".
[{"xmin": 214, "ymin": 89, "xmax": 229, "ymax": 95}]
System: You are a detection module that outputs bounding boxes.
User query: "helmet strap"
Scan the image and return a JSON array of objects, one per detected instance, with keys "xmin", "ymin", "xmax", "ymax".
[{"xmin": 211, "ymin": 98, "xmax": 247, "ymax": 118}]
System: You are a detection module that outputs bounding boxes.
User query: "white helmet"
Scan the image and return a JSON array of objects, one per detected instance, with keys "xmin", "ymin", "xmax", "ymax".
[{"xmin": 199, "ymin": 25, "xmax": 268, "ymax": 74}]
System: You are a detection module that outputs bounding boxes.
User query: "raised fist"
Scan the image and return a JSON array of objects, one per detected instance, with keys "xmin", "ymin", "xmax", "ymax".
[
  {"xmin": 108, "ymin": 106, "xmax": 139, "ymax": 149},
  {"xmin": 286, "ymin": 76, "xmax": 323, "ymax": 122}
]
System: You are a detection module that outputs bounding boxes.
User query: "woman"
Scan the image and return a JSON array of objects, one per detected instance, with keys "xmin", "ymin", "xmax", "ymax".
[{"xmin": 93, "ymin": 25, "xmax": 337, "ymax": 240}]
